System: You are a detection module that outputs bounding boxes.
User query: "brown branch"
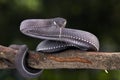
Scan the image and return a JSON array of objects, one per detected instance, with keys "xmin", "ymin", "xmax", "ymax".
[{"xmin": 0, "ymin": 45, "xmax": 120, "ymax": 70}]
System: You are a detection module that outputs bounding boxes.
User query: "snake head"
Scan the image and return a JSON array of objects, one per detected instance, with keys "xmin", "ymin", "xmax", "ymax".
[
  {"xmin": 19, "ymin": 17, "xmax": 67, "ymax": 39},
  {"xmin": 20, "ymin": 17, "xmax": 66, "ymax": 30}
]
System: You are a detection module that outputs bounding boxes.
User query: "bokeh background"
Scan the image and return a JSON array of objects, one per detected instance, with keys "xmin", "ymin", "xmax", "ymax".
[{"xmin": 0, "ymin": 0, "xmax": 120, "ymax": 80}]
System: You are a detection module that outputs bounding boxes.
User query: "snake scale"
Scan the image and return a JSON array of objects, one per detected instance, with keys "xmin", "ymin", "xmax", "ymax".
[{"xmin": 14, "ymin": 17, "xmax": 99, "ymax": 78}]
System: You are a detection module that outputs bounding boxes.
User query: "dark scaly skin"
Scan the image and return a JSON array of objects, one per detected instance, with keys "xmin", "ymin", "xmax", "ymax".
[
  {"xmin": 15, "ymin": 17, "xmax": 99, "ymax": 78},
  {"xmin": 10, "ymin": 44, "xmax": 43, "ymax": 78}
]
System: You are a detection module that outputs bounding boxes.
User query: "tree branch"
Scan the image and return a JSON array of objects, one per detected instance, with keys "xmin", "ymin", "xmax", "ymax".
[{"xmin": 0, "ymin": 45, "xmax": 120, "ymax": 70}]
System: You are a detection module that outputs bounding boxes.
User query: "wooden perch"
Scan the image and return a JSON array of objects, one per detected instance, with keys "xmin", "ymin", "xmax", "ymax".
[{"xmin": 0, "ymin": 45, "xmax": 120, "ymax": 70}]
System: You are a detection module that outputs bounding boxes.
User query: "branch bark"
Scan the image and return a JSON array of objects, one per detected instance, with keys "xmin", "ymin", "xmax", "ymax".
[{"xmin": 0, "ymin": 45, "xmax": 120, "ymax": 70}]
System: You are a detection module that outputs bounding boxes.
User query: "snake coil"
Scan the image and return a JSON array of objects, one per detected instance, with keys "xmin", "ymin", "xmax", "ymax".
[{"xmin": 15, "ymin": 17, "xmax": 99, "ymax": 78}]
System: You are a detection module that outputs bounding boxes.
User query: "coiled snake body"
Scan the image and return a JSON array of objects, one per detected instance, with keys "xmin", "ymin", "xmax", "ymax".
[{"xmin": 15, "ymin": 17, "xmax": 99, "ymax": 78}]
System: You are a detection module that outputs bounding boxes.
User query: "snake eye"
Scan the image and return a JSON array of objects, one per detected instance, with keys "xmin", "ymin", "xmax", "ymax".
[{"xmin": 53, "ymin": 21, "xmax": 57, "ymax": 25}]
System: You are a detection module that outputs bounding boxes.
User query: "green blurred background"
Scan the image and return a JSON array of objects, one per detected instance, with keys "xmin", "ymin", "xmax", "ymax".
[{"xmin": 0, "ymin": 0, "xmax": 120, "ymax": 80}]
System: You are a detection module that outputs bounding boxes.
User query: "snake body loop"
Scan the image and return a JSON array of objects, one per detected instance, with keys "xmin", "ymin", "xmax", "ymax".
[
  {"xmin": 15, "ymin": 45, "xmax": 43, "ymax": 78},
  {"xmin": 15, "ymin": 17, "xmax": 99, "ymax": 78}
]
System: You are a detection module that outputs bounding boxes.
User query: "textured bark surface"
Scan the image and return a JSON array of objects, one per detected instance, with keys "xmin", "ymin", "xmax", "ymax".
[{"xmin": 0, "ymin": 45, "xmax": 120, "ymax": 70}]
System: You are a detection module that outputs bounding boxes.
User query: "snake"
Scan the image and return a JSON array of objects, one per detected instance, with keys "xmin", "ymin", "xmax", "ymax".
[{"xmin": 14, "ymin": 17, "xmax": 99, "ymax": 78}]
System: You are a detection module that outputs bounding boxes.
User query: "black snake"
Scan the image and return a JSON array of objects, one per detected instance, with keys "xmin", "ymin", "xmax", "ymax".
[{"xmin": 14, "ymin": 17, "xmax": 99, "ymax": 78}]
